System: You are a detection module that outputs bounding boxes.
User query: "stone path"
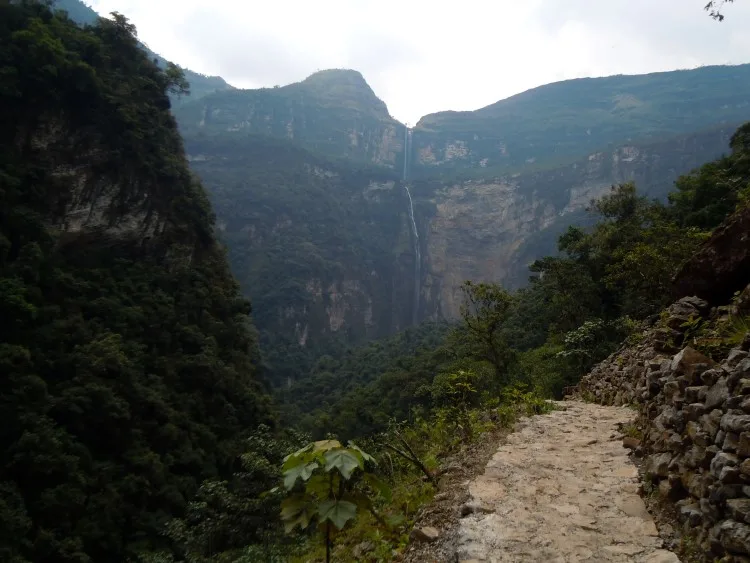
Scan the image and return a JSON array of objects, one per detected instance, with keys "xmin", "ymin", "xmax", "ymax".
[{"xmin": 457, "ymin": 401, "xmax": 680, "ymax": 562}]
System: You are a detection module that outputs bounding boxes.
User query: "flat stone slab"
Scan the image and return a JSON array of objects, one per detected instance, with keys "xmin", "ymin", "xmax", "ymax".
[{"xmin": 457, "ymin": 401, "xmax": 680, "ymax": 562}]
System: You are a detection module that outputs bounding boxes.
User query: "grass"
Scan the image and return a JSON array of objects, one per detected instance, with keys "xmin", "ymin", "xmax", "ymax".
[{"xmin": 285, "ymin": 386, "xmax": 554, "ymax": 562}]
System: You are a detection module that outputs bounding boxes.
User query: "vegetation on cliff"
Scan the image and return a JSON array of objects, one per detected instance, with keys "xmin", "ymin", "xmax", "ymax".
[
  {"xmin": 278, "ymin": 122, "xmax": 750, "ymax": 441},
  {"xmin": 184, "ymin": 133, "xmax": 410, "ymax": 387},
  {"xmin": 175, "ymin": 69, "xmax": 402, "ymax": 166},
  {"xmin": 0, "ymin": 3, "xmax": 271, "ymax": 561},
  {"xmin": 52, "ymin": 0, "xmax": 232, "ymax": 105}
]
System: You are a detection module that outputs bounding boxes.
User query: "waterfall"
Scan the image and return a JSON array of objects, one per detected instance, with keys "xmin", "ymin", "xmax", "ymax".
[{"xmin": 403, "ymin": 126, "xmax": 420, "ymax": 325}]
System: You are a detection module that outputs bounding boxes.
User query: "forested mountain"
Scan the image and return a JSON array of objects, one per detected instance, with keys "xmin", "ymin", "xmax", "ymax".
[
  {"xmin": 185, "ymin": 133, "xmax": 412, "ymax": 385},
  {"xmin": 177, "ymin": 66, "xmax": 746, "ymax": 376},
  {"xmin": 412, "ymin": 64, "xmax": 750, "ymax": 176},
  {"xmin": 0, "ymin": 3, "xmax": 271, "ymax": 561},
  {"xmin": 176, "ymin": 69, "xmax": 404, "ymax": 166},
  {"xmin": 52, "ymin": 0, "xmax": 233, "ymax": 105}
]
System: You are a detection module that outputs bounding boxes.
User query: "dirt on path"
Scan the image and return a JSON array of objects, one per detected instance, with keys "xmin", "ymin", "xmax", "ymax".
[{"xmin": 455, "ymin": 400, "xmax": 680, "ymax": 563}]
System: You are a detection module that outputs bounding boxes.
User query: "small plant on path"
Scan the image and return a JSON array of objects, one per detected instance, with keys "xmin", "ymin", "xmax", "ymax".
[{"xmin": 277, "ymin": 440, "xmax": 390, "ymax": 563}]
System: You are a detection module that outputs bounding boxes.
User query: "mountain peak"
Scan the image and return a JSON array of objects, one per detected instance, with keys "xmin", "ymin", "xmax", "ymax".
[
  {"xmin": 301, "ymin": 68, "xmax": 368, "ymax": 86},
  {"xmin": 292, "ymin": 68, "xmax": 390, "ymax": 117}
]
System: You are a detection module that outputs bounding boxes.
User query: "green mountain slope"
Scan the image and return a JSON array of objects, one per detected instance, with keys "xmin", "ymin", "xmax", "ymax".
[
  {"xmin": 185, "ymin": 133, "xmax": 416, "ymax": 385},
  {"xmin": 0, "ymin": 4, "xmax": 271, "ymax": 561},
  {"xmin": 53, "ymin": 0, "xmax": 233, "ymax": 105},
  {"xmin": 176, "ymin": 69, "xmax": 405, "ymax": 167},
  {"xmin": 412, "ymin": 64, "xmax": 750, "ymax": 175}
]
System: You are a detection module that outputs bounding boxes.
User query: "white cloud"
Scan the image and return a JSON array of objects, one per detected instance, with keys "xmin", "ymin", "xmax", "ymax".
[{"xmin": 87, "ymin": 0, "xmax": 750, "ymax": 123}]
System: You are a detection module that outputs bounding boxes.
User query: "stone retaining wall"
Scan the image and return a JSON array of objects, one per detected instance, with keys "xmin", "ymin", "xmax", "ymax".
[{"xmin": 579, "ymin": 292, "xmax": 750, "ymax": 560}]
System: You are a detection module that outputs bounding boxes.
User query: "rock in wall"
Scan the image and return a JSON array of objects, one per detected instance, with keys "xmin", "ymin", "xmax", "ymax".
[{"xmin": 579, "ymin": 293, "xmax": 750, "ymax": 559}]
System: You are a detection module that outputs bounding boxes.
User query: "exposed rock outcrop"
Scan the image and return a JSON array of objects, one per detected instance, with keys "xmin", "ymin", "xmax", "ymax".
[
  {"xmin": 579, "ymin": 291, "xmax": 750, "ymax": 560},
  {"xmin": 673, "ymin": 206, "xmax": 750, "ymax": 305}
]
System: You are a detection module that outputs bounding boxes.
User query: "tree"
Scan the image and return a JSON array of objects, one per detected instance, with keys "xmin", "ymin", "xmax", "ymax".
[
  {"xmin": 278, "ymin": 440, "xmax": 388, "ymax": 563},
  {"xmin": 458, "ymin": 281, "xmax": 515, "ymax": 383},
  {"xmin": 705, "ymin": 0, "xmax": 734, "ymax": 20}
]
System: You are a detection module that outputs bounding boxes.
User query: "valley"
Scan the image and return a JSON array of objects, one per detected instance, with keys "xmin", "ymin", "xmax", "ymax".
[
  {"xmin": 174, "ymin": 63, "xmax": 749, "ymax": 382},
  {"xmin": 2, "ymin": 1, "xmax": 750, "ymax": 562}
]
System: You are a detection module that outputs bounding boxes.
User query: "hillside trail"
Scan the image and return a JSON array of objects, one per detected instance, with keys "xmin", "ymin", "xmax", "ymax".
[{"xmin": 456, "ymin": 400, "xmax": 680, "ymax": 563}]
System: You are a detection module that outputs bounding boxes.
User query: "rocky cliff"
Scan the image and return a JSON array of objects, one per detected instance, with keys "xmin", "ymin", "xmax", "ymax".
[
  {"xmin": 1, "ymin": 4, "xmax": 272, "ymax": 560},
  {"xmin": 418, "ymin": 126, "xmax": 737, "ymax": 318},
  {"xmin": 184, "ymin": 133, "xmax": 415, "ymax": 383},
  {"xmin": 674, "ymin": 206, "xmax": 750, "ymax": 305}
]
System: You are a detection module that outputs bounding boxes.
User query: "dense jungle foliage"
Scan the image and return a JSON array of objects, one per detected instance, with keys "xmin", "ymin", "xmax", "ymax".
[
  {"xmin": 51, "ymin": 0, "xmax": 232, "ymax": 105},
  {"xmin": 0, "ymin": 3, "xmax": 272, "ymax": 561}
]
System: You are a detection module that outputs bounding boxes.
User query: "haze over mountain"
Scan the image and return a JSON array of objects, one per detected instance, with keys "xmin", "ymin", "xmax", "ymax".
[
  {"xmin": 84, "ymin": 0, "xmax": 750, "ymax": 123},
  {"xmin": 53, "ymin": 0, "xmax": 232, "ymax": 105}
]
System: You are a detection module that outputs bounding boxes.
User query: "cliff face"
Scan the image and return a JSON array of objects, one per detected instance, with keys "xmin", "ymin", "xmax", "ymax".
[
  {"xmin": 0, "ymin": 5, "xmax": 271, "ymax": 560},
  {"xmin": 184, "ymin": 133, "xmax": 416, "ymax": 383},
  {"xmin": 674, "ymin": 205, "xmax": 750, "ymax": 305},
  {"xmin": 419, "ymin": 126, "xmax": 737, "ymax": 319}
]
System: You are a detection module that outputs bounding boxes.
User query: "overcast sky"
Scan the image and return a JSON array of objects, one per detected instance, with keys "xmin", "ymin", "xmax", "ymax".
[{"xmin": 86, "ymin": 0, "xmax": 750, "ymax": 124}]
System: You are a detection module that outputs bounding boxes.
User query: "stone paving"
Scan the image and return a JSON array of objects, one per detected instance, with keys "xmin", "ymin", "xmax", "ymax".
[{"xmin": 456, "ymin": 401, "xmax": 681, "ymax": 562}]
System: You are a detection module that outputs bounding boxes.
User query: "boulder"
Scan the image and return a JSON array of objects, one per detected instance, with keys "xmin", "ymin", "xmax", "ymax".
[
  {"xmin": 673, "ymin": 206, "xmax": 750, "ymax": 305},
  {"xmin": 410, "ymin": 526, "xmax": 440, "ymax": 543},
  {"xmin": 623, "ymin": 436, "xmax": 641, "ymax": 450},
  {"xmin": 706, "ymin": 378, "xmax": 731, "ymax": 410},
  {"xmin": 646, "ymin": 453, "xmax": 672, "ymax": 478},
  {"xmin": 727, "ymin": 499, "xmax": 750, "ymax": 526},
  {"xmin": 720, "ymin": 519, "xmax": 750, "ymax": 555}
]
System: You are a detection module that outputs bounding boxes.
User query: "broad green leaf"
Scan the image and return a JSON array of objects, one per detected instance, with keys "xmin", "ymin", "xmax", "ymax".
[
  {"xmin": 348, "ymin": 442, "xmax": 376, "ymax": 465},
  {"xmin": 283, "ymin": 508, "xmax": 314, "ymax": 533},
  {"xmin": 283, "ymin": 461, "xmax": 318, "ymax": 490},
  {"xmin": 312, "ymin": 439, "xmax": 341, "ymax": 452},
  {"xmin": 318, "ymin": 499, "xmax": 357, "ymax": 530},
  {"xmin": 305, "ymin": 473, "xmax": 332, "ymax": 496},
  {"xmin": 281, "ymin": 496, "xmax": 315, "ymax": 533},
  {"xmin": 324, "ymin": 448, "xmax": 362, "ymax": 480},
  {"xmin": 280, "ymin": 495, "xmax": 308, "ymax": 520},
  {"xmin": 364, "ymin": 473, "xmax": 392, "ymax": 502},
  {"xmin": 283, "ymin": 442, "xmax": 314, "ymax": 464}
]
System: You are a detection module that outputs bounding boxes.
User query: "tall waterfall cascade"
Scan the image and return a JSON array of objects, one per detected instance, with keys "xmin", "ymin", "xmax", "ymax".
[{"xmin": 402, "ymin": 126, "xmax": 420, "ymax": 325}]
